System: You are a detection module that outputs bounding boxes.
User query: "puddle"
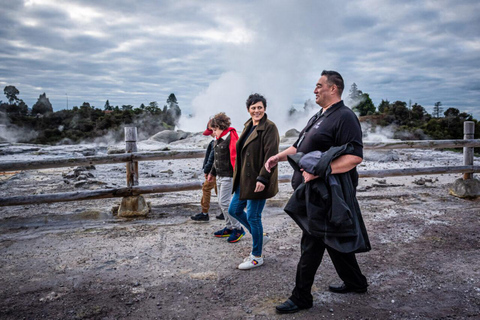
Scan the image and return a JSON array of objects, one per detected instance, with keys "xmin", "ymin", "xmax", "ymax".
[
  {"xmin": 0, "ymin": 210, "xmax": 113, "ymax": 231},
  {"xmin": 0, "ymin": 203, "xmax": 200, "ymax": 237}
]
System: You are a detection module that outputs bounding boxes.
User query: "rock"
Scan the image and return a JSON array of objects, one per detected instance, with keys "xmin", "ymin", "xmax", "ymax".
[
  {"xmin": 449, "ymin": 178, "xmax": 480, "ymax": 198},
  {"xmin": 63, "ymin": 172, "xmax": 76, "ymax": 179},
  {"xmin": 413, "ymin": 178, "xmax": 426, "ymax": 185},
  {"xmin": 111, "ymin": 205, "xmax": 120, "ymax": 216},
  {"xmin": 117, "ymin": 196, "xmax": 150, "ymax": 217},
  {"xmin": 76, "ymin": 174, "xmax": 88, "ymax": 181},
  {"xmin": 364, "ymin": 150, "xmax": 400, "ymax": 162},
  {"xmin": 107, "ymin": 146, "xmax": 126, "ymax": 154},
  {"xmin": 81, "ymin": 149, "xmax": 97, "ymax": 156},
  {"xmin": 284, "ymin": 128, "xmax": 300, "ymax": 137},
  {"xmin": 150, "ymin": 130, "xmax": 193, "ymax": 144},
  {"xmin": 74, "ymin": 181, "xmax": 87, "ymax": 188}
]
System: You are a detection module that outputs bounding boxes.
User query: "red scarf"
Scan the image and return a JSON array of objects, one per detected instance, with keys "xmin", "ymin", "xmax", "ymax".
[{"xmin": 218, "ymin": 127, "xmax": 238, "ymax": 169}]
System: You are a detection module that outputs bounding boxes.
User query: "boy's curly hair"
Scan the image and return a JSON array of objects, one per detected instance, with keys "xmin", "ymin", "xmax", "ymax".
[{"xmin": 211, "ymin": 112, "xmax": 231, "ymax": 130}]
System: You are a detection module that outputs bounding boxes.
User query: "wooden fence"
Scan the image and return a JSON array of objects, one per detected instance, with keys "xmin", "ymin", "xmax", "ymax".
[{"xmin": 0, "ymin": 122, "xmax": 479, "ymax": 207}]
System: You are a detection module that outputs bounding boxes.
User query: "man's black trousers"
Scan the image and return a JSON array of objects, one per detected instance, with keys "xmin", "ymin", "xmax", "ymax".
[{"xmin": 289, "ymin": 231, "xmax": 368, "ymax": 308}]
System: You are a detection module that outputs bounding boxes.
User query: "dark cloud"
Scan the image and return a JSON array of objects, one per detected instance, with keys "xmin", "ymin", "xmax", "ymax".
[{"xmin": 0, "ymin": 0, "xmax": 479, "ymax": 129}]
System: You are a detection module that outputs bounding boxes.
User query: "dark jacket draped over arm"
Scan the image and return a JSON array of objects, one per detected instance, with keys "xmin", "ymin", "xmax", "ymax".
[{"xmin": 284, "ymin": 143, "xmax": 371, "ymax": 253}]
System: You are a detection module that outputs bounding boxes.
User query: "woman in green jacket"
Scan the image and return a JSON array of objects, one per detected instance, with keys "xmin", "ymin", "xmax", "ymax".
[{"xmin": 229, "ymin": 93, "xmax": 280, "ymax": 269}]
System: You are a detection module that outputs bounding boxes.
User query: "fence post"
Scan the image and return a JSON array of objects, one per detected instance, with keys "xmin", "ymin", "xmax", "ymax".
[
  {"xmin": 124, "ymin": 127, "xmax": 139, "ymax": 187},
  {"xmin": 463, "ymin": 121, "xmax": 475, "ymax": 180},
  {"xmin": 117, "ymin": 127, "xmax": 149, "ymax": 217}
]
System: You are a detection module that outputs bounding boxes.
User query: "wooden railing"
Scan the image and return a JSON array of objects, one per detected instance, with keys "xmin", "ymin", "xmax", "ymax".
[{"xmin": 0, "ymin": 123, "xmax": 479, "ymax": 207}]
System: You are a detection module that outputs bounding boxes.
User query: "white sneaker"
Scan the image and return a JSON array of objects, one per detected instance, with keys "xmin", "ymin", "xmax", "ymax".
[{"xmin": 238, "ymin": 254, "xmax": 264, "ymax": 270}]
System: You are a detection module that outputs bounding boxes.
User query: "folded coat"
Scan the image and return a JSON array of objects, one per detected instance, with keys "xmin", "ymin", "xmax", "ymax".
[{"xmin": 284, "ymin": 143, "xmax": 371, "ymax": 253}]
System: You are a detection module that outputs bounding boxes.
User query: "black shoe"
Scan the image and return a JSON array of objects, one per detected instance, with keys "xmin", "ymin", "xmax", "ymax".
[
  {"xmin": 275, "ymin": 299, "xmax": 309, "ymax": 314},
  {"xmin": 215, "ymin": 213, "xmax": 225, "ymax": 220},
  {"xmin": 328, "ymin": 283, "xmax": 367, "ymax": 294},
  {"xmin": 191, "ymin": 213, "xmax": 209, "ymax": 222}
]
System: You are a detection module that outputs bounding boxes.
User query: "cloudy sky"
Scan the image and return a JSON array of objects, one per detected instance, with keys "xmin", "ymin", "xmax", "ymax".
[{"xmin": 1, "ymin": 0, "xmax": 479, "ymax": 133}]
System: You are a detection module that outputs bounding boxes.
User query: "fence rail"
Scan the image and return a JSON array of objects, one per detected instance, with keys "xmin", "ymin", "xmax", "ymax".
[
  {"xmin": 2, "ymin": 166, "xmax": 480, "ymax": 207},
  {"xmin": 0, "ymin": 123, "xmax": 478, "ymax": 207},
  {"xmin": 0, "ymin": 140, "xmax": 478, "ymax": 173}
]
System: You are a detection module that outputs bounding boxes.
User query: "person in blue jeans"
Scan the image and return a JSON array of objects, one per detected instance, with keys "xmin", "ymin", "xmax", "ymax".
[
  {"xmin": 208, "ymin": 112, "xmax": 245, "ymax": 243},
  {"xmin": 229, "ymin": 93, "xmax": 279, "ymax": 269}
]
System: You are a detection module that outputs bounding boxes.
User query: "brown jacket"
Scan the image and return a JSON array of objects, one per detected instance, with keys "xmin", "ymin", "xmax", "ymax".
[{"xmin": 233, "ymin": 114, "xmax": 279, "ymax": 200}]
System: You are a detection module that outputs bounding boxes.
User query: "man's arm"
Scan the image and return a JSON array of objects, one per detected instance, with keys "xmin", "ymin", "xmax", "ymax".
[
  {"xmin": 302, "ymin": 154, "xmax": 362, "ymax": 182},
  {"xmin": 330, "ymin": 154, "xmax": 362, "ymax": 174},
  {"xmin": 265, "ymin": 146, "xmax": 297, "ymax": 172}
]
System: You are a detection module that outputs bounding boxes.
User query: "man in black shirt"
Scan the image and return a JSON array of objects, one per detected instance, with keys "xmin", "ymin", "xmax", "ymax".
[{"xmin": 265, "ymin": 70, "xmax": 369, "ymax": 314}]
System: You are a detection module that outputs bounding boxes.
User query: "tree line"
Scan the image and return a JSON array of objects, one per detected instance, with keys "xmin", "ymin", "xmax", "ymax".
[
  {"xmin": 1, "ymin": 84, "xmax": 479, "ymax": 145},
  {"xmin": 0, "ymin": 86, "xmax": 181, "ymax": 144},
  {"xmin": 346, "ymin": 82, "xmax": 479, "ymax": 141}
]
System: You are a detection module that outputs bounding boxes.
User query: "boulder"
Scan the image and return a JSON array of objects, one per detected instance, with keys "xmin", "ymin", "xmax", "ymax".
[
  {"xmin": 284, "ymin": 128, "xmax": 300, "ymax": 137},
  {"xmin": 117, "ymin": 196, "xmax": 150, "ymax": 217},
  {"xmin": 107, "ymin": 146, "xmax": 125, "ymax": 154},
  {"xmin": 449, "ymin": 178, "xmax": 480, "ymax": 199},
  {"xmin": 150, "ymin": 130, "xmax": 193, "ymax": 144},
  {"xmin": 363, "ymin": 150, "xmax": 400, "ymax": 162}
]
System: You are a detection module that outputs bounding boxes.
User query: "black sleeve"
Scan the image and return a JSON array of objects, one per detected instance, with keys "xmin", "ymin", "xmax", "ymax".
[
  {"xmin": 335, "ymin": 110, "xmax": 363, "ymax": 159},
  {"xmin": 204, "ymin": 148, "xmax": 215, "ymax": 174}
]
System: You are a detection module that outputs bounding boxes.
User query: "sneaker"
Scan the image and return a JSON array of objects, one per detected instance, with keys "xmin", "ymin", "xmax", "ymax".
[
  {"xmin": 214, "ymin": 227, "xmax": 232, "ymax": 238},
  {"xmin": 238, "ymin": 254, "xmax": 264, "ymax": 270},
  {"xmin": 262, "ymin": 233, "xmax": 271, "ymax": 249},
  {"xmin": 227, "ymin": 227, "xmax": 245, "ymax": 243},
  {"xmin": 191, "ymin": 213, "xmax": 209, "ymax": 222},
  {"xmin": 216, "ymin": 213, "xmax": 225, "ymax": 220}
]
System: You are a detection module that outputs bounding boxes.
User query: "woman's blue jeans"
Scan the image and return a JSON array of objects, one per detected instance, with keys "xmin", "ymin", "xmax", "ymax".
[{"xmin": 228, "ymin": 186, "xmax": 266, "ymax": 257}]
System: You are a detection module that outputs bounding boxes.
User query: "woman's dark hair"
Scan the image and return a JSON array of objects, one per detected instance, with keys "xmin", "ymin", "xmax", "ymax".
[
  {"xmin": 246, "ymin": 93, "xmax": 267, "ymax": 109},
  {"xmin": 211, "ymin": 112, "xmax": 231, "ymax": 130},
  {"xmin": 321, "ymin": 70, "xmax": 344, "ymax": 95}
]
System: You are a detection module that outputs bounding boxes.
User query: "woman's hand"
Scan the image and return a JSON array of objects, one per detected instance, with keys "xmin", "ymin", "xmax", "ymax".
[
  {"xmin": 254, "ymin": 181, "xmax": 265, "ymax": 192},
  {"xmin": 207, "ymin": 174, "xmax": 214, "ymax": 182}
]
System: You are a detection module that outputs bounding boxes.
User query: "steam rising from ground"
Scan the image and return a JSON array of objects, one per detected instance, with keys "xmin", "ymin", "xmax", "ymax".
[
  {"xmin": 0, "ymin": 124, "xmax": 38, "ymax": 144},
  {"xmin": 177, "ymin": 72, "xmax": 319, "ymax": 136}
]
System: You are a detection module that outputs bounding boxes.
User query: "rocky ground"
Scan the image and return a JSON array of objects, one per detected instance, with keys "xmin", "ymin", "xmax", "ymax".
[{"xmin": 0, "ymin": 140, "xmax": 479, "ymax": 319}]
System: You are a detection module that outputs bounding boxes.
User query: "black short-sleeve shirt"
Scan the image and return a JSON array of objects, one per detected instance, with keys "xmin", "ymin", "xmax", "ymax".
[{"xmin": 292, "ymin": 100, "xmax": 363, "ymax": 188}]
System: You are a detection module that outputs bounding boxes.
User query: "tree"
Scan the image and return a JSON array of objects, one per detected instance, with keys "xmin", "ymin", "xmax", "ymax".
[
  {"xmin": 32, "ymin": 93, "xmax": 53, "ymax": 115},
  {"xmin": 433, "ymin": 101, "xmax": 443, "ymax": 118},
  {"xmin": 411, "ymin": 103, "xmax": 428, "ymax": 121},
  {"xmin": 104, "ymin": 100, "xmax": 112, "ymax": 111},
  {"xmin": 378, "ymin": 99, "xmax": 390, "ymax": 114},
  {"xmin": 354, "ymin": 93, "xmax": 376, "ymax": 116},
  {"xmin": 146, "ymin": 101, "xmax": 160, "ymax": 114},
  {"xmin": 166, "ymin": 93, "xmax": 178, "ymax": 107},
  {"xmin": 288, "ymin": 106, "xmax": 297, "ymax": 117},
  {"xmin": 4, "ymin": 85, "xmax": 19, "ymax": 104},
  {"xmin": 165, "ymin": 93, "xmax": 181, "ymax": 126},
  {"xmin": 444, "ymin": 107, "xmax": 459, "ymax": 118},
  {"xmin": 348, "ymin": 83, "xmax": 364, "ymax": 108}
]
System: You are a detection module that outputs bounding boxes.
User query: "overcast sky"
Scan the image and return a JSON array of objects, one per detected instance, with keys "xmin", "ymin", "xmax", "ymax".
[{"xmin": 1, "ymin": 0, "xmax": 479, "ymax": 133}]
